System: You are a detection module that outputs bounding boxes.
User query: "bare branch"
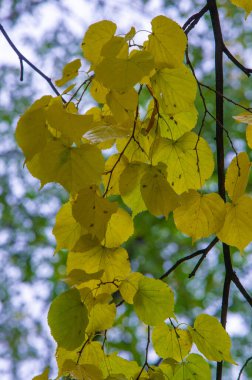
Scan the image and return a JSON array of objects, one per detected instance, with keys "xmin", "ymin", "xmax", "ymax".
[
  {"xmin": 223, "ymin": 44, "xmax": 252, "ymax": 77},
  {"xmin": 183, "ymin": 4, "xmax": 209, "ymax": 35},
  {"xmin": 237, "ymin": 356, "xmax": 252, "ymax": 380}
]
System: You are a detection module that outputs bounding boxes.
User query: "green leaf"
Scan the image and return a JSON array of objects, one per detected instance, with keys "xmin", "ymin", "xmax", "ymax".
[
  {"xmin": 48, "ymin": 288, "xmax": 88, "ymax": 350},
  {"xmin": 172, "ymin": 354, "xmax": 211, "ymax": 380},
  {"xmin": 133, "ymin": 277, "xmax": 174, "ymax": 325}
]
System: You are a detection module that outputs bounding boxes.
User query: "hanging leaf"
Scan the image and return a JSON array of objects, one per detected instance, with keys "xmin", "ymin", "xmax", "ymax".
[
  {"xmin": 172, "ymin": 354, "xmax": 211, "ymax": 380},
  {"xmin": 102, "ymin": 207, "xmax": 134, "ymax": 248},
  {"xmin": 119, "ymin": 272, "xmax": 143, "ymax": 304},
  {"xmin": 86, "ymin": 293, "xmax": 116, "ymax": 333},
  {"xmin": 230, "ymin": 0, "xmax": 252, "ymax": 16},
  {"xmin": 32, "ymin": 367, "xmax": 49, "ymax": 380},
  {"xmin": 55, "ymin": 59, "xmax": 81, "ymax": 87},
  {"xmin": 225, "ymin": 152, "xmax": 251, "ymax": 202}
]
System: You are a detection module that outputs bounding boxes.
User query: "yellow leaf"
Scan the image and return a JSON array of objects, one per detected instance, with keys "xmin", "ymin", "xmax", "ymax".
[
  {"xmin": 151, "ymin": 65, "xmax": 197, "ymax": 114},
  {"xmin": 72, "ymin": 187, "xmax": 118, "ymax": 241},
  {"xmin": 15, "ymin": 95, "xmax": 52, "ymax": 161},
  {"xmin": 53, "ymin": 201, "xmax": 82, "ymax": 252},
  {"xmin": 100, "ymin": 352, "xmax": 142, "ymax": 380},
  {"xmin": 119, "ymin": 162, "xmax": 148, "ymax": 216},
  {"xmin": 90, "ymin": 79, "xmax": 109, "ymax": 103},
  {"xmin": 133, "ymin": 277, "xmax": 174, "ymax": 325},
  {"xmin": 230, "ymin": 0, "xmax": 252, "ymax": 16},
  {"xmin": 102, "ymin": 154, "xmax": 129, "ymax": 196},
  {"xmin": 84, "ymin": 123, "xmax": 130, "ymax": 144},
  {"xmin": 152, "ymin": 324, "xmax": 192, "ymax": 361},
  {"xmin": 32, "ymin": 367, "xmax": 49, "ymax": 380},
  {"xmin": 81, "ymin": 20, "xmax": 117, "ymax": 65},
  {"xmin": 86, "ymin": 293, "xmax": 116, "ymax": 333},
  {"xmin": 65, "ymin": 269, "xmax": 104, "ymax": 286},
  {"xmin": 217, "ymin": 195, "xmax": 252, "ymax": 251},
  {"xmin": 119, "ymin": 272, "xmax": 143, "ymax": 304},
  {"xmin": 173, "ymin": 190, "xmax": 226, "ymax": 241},
  {"xmin": 225, "ymin": 152, "xmax": 251, "ymax": 202},
  {"xmin": 246, "ymin": 124, "xmax": 252, "ymax": 148},
  {"xmin": 55, "ymin": 59, "xmax": 81, "ymax": 87},
  {"xmin": 233, "ymin": 113, "xmax": 252, "ymax": 124},
  {"xmin": 145, "ymin": 15, "xmax": 187, "ymax": 68},
  {"xmin": 102, "ymin": 207, "xmax": 134, "ymax": 248},
  {"xmin": 172, "ymin": 354, "xmax": 211, "ymax": 380},
  {"xmin": 46, "ymin": 97, "xmax": 93, "ymax": 143},
  {"xmin": 106, "ymin": 88, "xmax": 138, "ymax": 123},
  {"xmin": 62, "ymin": 360, "xmax": 104, "ymax": 380},
  {"xmin": 151, "ymin": 133, "xmax": 214, "ymax": 194},
  {"xmin": 95, "ymin": 51, "xmax": 154, "ymax": 92},
  {"xmin": 101, "ymin": 36, "xmax": 128, "ymax": 58},
  {"xmin": 140, "ymin": 164, "xmax": 180, "ymax": 217},
  {"xmin": 124, "ymin": 26, "xmax": 136, "ymax": 41},
  {"xmin": 67, "ymin": 245, "xmax": 131, "ymax": 295},
  {"xmin": 26, "ymin": 140, "xmax": 104, "ymax": 193},
  {"xmin": 188, "ymin": 314, "xmax": 236, "ymax": 364}
]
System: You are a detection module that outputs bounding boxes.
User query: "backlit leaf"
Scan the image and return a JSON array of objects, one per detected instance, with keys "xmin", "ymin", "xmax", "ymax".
[
  {"xmin": 86, "ymin": 294, "xmax": 116, "ymax": 333},
  {"xmin": 145, "ymin": 15, "xmax": 187, "ymax": 68},
  {"xmin": 102, "ymin": 154, "xmax": 129, "ymax": 195},
  {"xmin": 119, "ymin": 272, "xmax": 143, "ymax": 304},
  {"xmin": 217, "ymin": 195, "xmax": 252, "ymax": 251},
  {"xmin": 32, "ymin": 367, "xmax": 49, "ymax": 380},
  {"xmin": 246, "ymin": 125, "xmax": 252, "ymax": 148},
  {"xmin": 225, "ymin": 152, "xmax": 251, "ymax": 202},
  {"xmin": 100, "ymin": 352, "xmax": 141, "ymax": 380},
  {"xmin": 55, "ymin": 59, "xmax": 81, "ymax": 87},
  {"xmin": 106, "ymin": 88, "xmax": 138, "ymax": 123},
  {"xmin": 133, "ymin": 277, "xmax": 174, "ymax": 325},
  {"xmin": 151, "ymin": 133, "xmax": 214, "ymax": 194},
  {"xmin": 174, "ymin": 190, "xmax": 226, "ymax": 241},
  {"xmin": 102, "ymin": 207, "xmax": 134, "ymax": 248},
  {"xmin": 172, "ymin": 354, "xmax": 211, "ymax": 380},
  {"xmin": 48, "ymin": 288, "xmax": 88, "ymax": 350},
  {"xmin": 188, "ymin": 314, "xmax": 236, "ymax": 363},
  {"xmin": 230, "ymin": 0, "xmax": 252, "ymax": 16},
  {"xmin": 152, "ymin": 324, "xmax": 192, "ymax": 361}
]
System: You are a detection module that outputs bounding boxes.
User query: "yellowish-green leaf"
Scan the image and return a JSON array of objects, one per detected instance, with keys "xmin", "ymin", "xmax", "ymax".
[
  {"xmin": 27, "ymin": 140, "xmax": 104, "ymax": 193},
  {"xmin": 102, "ymin": 154, "xmax": 129, "ymax": 196},
  {"xmin": 246, "ymin": 125, "xmax": 252, "ymax": 148},
  {"xmin": 217, "ymin": 195, "xmax": 252, "ymax": 251},
  {"xmin": 67, "ymin": 245, "xmax": 131, "ymax": 295},
  {"xmin": 81, "ymin": 20, "xmax": 117, "ymax": 65},
  {"xmin": 133, "ymin": 277, "xmax": 174, "ymax": 325},
  {"xmin": 106, "ymin": 88, "xmax": 138, "ymax": 123},
  {"xmin": 230, "ymin": 0, "xmax": 252, "ymax": 16},
  {"xmin": 119, "ymin": 162, "xmax": 148, "ymax": 216},
  {"xmin": 101, "ymin": 36, "xmax": 128, "ymax": 58},
  {"xmin": 233, "ymin": 113, "xmax": 252, "ymax": 124},
  {"xmin": 173, "ymin": 190, "xmax": 226, "ymax": 241},
  {"xmin": 172, "ymin": 354, "xmax": 211, "ymax": 380},
  {"xmin": 86, "ymin": 294, "xmax": 116, "ymax": 333},
  {"xmin": 151, "ymin": 133, "xmax": 214, "ymax": 194},
  {"xmin": 145, "ymin": 15, "xmax": 187, "ymax": 68},
  {"xmin": 151, "ymin": 65, "xmax": 197, "ymax": 114},
  {"xmin": 48, "ymin": 288, "xmax": 88, "ymax": 350},
  {"xmin": 72, "ymin": 187, "xmax": 118, "ymax": 241},
  {"xmin": 140, "ymin": 164, "xmax": 180, "ymax": 217},
  {"xmin": 46, "ymin": 97, "xmax": 93, "ymax": 143},
  {"xmin": 62, "ymin": 359, "xmax": 103, "ymax": 380},
  {"xmin": 15, "ymin": 95, "xmax": 52, "ymax": 161},
  {"xmin": 100, "ymin": 352, "xmax": 141, "ymax": 380},
  {"xmin": 119, "ymin": 272, "xmax": 143, "ymax": 304},
  {"xmin": 102, "ymin": 207, "xmax": 134, "ymax": 248},
  {"xmin": 55, "ymin": 59, "xmax": 81, "ymax": 87},
  {"xmin": 124, "ymin": 26, "xmax": 136, "ymax": 41},
  {"xmin": 225, "ymin": 152, "xmax": 251, "ymax": 202},
  {"xmin": 152, "ymin": 324, "xmax": 192, "ymax": 361},
  {"xmin": 95, "ymin": 51, "xmax": 154, "ymax": 92},
  {"xmin": 32, "ymin": 367, "xmax": 49, "ymax": 380},
  {"xmin": 148, "ymin": 366, "xmax": 166, "ymax": 380},
  {"xmin": 53, "ymin": 202, "xmax": 82, "ymax": 252},
  {"xmin": 188, "ymin": 314, "xmax": 236, "ymax": 364},
  {"xmin": 90, "ymin": 79, "xmax": 109, "ymax": 103},
  {"xmin": 65, "ymin": 269, "xmax": 104, "ymax": 287}
]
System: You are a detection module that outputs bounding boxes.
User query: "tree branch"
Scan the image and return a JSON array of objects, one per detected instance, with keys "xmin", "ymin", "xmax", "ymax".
[
  {"xmin": 183, "ymin": 4, "xmax": 209, "ymax": 35},
  {"xmin": 232, "ymin": 272, "xmax": 252, "ymax": 307},
  {"xmin": 237, "ymin": 356, "xmax": 252, "ymax": 380},
  {"xmin": 0, "ymin": 23, "xmax": 63, "ymax": 99},
  {"xmin": 223, "ymin": 44, "xmax": 252, "ymax": 77},
  {"xmin": 188, "ymin": 237, "xmax": 219, "ymax": 278}
]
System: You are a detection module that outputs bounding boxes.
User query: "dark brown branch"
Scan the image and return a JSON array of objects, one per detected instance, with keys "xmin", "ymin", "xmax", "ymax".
[
  {"xmin": 183, "ymin": 4, "xmax": 209, "ymax": 35},
  {"xmin": 223, "ymin": 44, "xmax": 252, "ymax": 77},
  {"xmin": 0, "ymin": 23, "xmax": 63, "ymax": 99},
  {"xmin": 232, "ymin": 272, "xmax": 252, "ymax": 307},
  {"xmin": 136, "ymin": 326, "xmax": 150, "ymax": 379},
  {"xmin": 237, "ymin": 356, "xmax": 252, "ymax": 380},
  {"xmin": 189, "ymin": 237, "xmax": 219, "ymax": 278},
  {"xmin": 159, "ymin": 238, "xmax": 218, "ymax": 280}
]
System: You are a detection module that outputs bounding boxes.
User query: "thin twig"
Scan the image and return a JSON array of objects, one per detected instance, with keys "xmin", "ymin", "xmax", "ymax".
[
  {"xmin": 0, "ymin": 24, "xmax": 63, "ymax": 99},
  {"xmin": 223, "ymin": 44, "xmax": 252, "ymax": 77},
  {"xmin": 136, "ymin": 326, "xmax": 150, "ymax": 380},
  {"xmin": 232, "ymin": 272, "xmax": 252, "ymax": 307},
  {"xmin": 183, "ymin": 4, "xmax": 209, "ymax": 35},
  {"xmin": 237, "ymin": 356, "xmax": 252, "ymax": 380},
  {"xmin": 189, "ymin": 237, "xmax": 219, "ymax": 278}
]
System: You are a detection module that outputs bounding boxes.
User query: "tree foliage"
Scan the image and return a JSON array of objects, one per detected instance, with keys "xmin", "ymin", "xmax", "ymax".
[{"xmin": 1, "ymin": 0, "xmax": 252, "ymax": 379}]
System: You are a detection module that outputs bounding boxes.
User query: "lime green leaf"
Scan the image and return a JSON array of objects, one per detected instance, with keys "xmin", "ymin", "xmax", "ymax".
[
  {"xmin": 102, "ymin": 207, "xmax": 134, "ymax": 248},
  {"xmin": 217, "ymin": 195, "xmax": 252, "ymax": 251},
  {"xmin": 32, "ymin": 367, "xmax": 49, "ymax": 380},
  {"xmin": 152, "ymin": 324, "xmax": 192, "ymax": 361},
  {"xmin": 81, "ymin": 20, "xmax": 117, "ymax": 65},
  {"xmin": 15, "ymin": 96, "xmax": 52, "ymax": 161},
  {"xmin": 55, "ymin": 59, "xmax": 81, "ymax": 87},
  {"xmin": 72, "ymin": 187, "xmax": 118, "ymax": 241},
  {"xmin": 173, "ymin": 190, "xmax": 226, "ymax": 241},
  {"xmin": 172, "ymin": 354, "xmax": 211, "ymax": 380},
  {"xmin": 27, "ymin": 140, "xmax": 104, "ymax": 193},
  {"xmin": 133, "ymin": 277, "xmax": 174, "ymax": 325},
  {"xmin": 225, "ymin": 152, "xmax": 251, "ymax": 202},
  {"xmin": 140, "ymin": 164, "xmax": 180, "ymax": 217},
  {"xmin": 230, "ymin": 0, "xmax": 252, "ymax": 16},
  {"xmin": 53, "ymin": 202, "xmax": 82, "ymax": 252},
  {"xmin": 151, "ymin": 65, "xmax": 197, "ymax": 114},
  {"xmin": 145, "ymin": 15, "xmax": 187, "ymax": 69},
  {"xmin": 95, "ymin": 51, "xmax": 154, "ymax": 92},
  {"xmin": 188, "ymin": 314, "xmax": 236, "ymax": 364},
  {"xmin": 151, "ymin": 133, "xmax": 214, "ymax": 194},
  {"xmin": 67, "ymin": 245, "xmax": 131, "ymax": 295},
  {"xmin": 48, "ymin": 288, "xmax": 88, "ymax": 350},
  {"xmin": 119, "ymin": 272, "xmax": 143, "ymax": 304},
  {"xmin": 46, "ymin": 97, "xmax": 93, "ymax": 143}
]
